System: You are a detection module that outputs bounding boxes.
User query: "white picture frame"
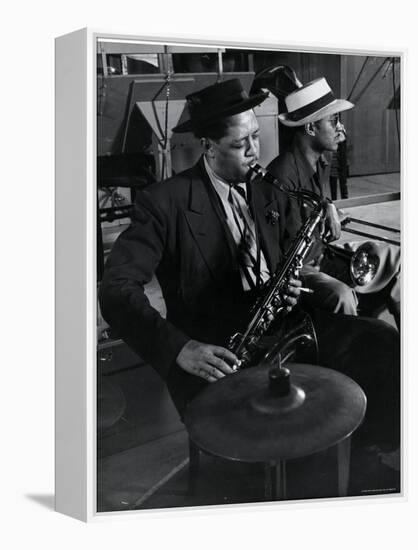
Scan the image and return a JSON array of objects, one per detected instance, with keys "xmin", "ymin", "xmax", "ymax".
[{"xmin": 55, "ymin": 28, "xmax": 404, "ymax": 521}]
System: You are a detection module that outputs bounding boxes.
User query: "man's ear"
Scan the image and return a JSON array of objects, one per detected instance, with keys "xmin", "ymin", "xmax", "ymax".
[
  {"xmin": 202, "ymin": 138, "xmax": 215, "ymax": 158},
  {"xmin": 305, "ymin": 122, "xmax": 316, "ymax": 137}
]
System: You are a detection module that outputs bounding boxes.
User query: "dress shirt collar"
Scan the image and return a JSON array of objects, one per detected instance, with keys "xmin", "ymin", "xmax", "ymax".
[{"xmin": 203, "ymin": 156, "xmax": 247, "ymax": 201}]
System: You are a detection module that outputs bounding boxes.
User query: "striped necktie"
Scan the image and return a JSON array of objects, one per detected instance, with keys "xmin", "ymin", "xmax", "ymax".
[{"xmin": 227, "ymin": 184, "xmax": 261, "ymax": 290}]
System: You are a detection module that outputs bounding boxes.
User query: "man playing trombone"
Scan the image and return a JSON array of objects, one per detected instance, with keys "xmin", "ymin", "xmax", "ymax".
[{"xmin": 267, "ymin": 77, "xmax": 401, "ymax": 328}]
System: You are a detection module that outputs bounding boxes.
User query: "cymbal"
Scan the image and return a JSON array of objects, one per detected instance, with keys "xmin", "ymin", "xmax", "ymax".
[{"xmin": 184, "ymin": 363, "xmax": 367, "ymax": 462}]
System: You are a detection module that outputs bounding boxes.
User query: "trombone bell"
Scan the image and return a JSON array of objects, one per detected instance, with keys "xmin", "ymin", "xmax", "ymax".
[
  {"xmin": 324, "ymin": 241, "xmax": 381, "ymax": 289},
  {"xmin": 350, "ymin": 242, "xmax": 380, "ymax": 286}
]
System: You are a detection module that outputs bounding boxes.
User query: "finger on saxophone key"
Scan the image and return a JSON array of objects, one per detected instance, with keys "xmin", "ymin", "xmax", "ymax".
[
  {"xmin": 232, "ymin": 359, "xmax": 242, "ymax": 372},
  {"xmin": 299, "ymin": 287, "xmax": 314, "ymax": 294}
]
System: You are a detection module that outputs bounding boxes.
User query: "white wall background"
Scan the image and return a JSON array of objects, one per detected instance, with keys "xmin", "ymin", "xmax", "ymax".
[{"xmin": 1, "ymin": 0, "xmax": 416, "ymax": 547}]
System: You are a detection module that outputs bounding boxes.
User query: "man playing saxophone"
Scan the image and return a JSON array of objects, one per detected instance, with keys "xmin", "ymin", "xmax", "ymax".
[{"xmin": 100, "ymin": 79, "xmax": 399, "ymax": 454}]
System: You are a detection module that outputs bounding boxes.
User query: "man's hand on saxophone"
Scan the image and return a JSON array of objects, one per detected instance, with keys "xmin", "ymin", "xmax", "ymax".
[
  {"xmin": 176, "ymin": 340, "xmax": 240, "ymax": 383},
  {"xmin": 281, "ymin": 277, "xmax": 303, "ymax": 313},
  {"xmin": 175, "ymin": 279, "xmax": 305, "ymax": 383}
]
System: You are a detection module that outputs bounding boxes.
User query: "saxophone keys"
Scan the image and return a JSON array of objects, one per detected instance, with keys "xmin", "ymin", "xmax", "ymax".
[
  {"xmin": 228, "ymin": 332, "xmax": 242, "ymax": 349},
  {"xmin": 232, "ymin": 361, "xmax": 241, "ymax": 372},
  {"xmin": 272, "ymin": 294, "xmax": 282, "ymax": 307},
  {"xmin": 265, "ymin": 306, "xmax": 275, "ymax": 322},
  {"xmin": 261, "ymin": 316, "xmax": 272, "ymax": 331}
]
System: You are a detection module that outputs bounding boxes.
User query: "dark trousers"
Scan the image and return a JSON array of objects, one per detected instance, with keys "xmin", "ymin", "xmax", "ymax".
[
  {"xmin": 330, "ymin": 175, "xmax": 349, "ymax": 200},
  {"xmin": 312, "ymin": 310, "xmax": 400, "ymax": 449}
]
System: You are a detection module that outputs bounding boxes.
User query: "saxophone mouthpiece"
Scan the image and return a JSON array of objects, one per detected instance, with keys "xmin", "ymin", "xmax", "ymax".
[{"xmin": 249, "ymin": 163, "xmax": 265, "ymax": 178}]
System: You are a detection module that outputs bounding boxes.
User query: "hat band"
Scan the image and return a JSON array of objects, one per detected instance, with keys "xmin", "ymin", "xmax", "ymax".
[{"xmin": 287, "ymin": 91, "xmax": 335, "ymax": 122}]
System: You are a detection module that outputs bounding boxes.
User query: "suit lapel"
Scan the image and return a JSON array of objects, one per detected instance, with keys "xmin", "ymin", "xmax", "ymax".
[
  {"xmin": 250, "ymin": 183, "xmax": 281, "ymax": 273},
  {"xmin": 184, "ymin": 161, "xmax": 238, "ymax": 283}
]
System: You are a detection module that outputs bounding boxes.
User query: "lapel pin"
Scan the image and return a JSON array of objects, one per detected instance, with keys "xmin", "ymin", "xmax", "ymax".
[{"xmin": 266, "ymin": 210, "xmax": 280, "ymax": 226}]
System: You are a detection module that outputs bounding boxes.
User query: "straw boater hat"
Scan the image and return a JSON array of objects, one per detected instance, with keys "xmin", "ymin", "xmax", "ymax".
[
  {"xmin": 172, "ymin": 78, "xmax": 268, "ymax": 134},
  {"xmin": 279, "ymin": 77, "xmax": 354, "ymax": 127}
]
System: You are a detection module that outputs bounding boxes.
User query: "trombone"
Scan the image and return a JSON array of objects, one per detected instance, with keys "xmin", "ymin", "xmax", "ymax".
[
  {"xmin": 323, "ymin": 215, "xmax": 400, "ymax": 288},
  {"xmin": 340, "ymin": 216, "xmax": 400, "ymax": 246}
]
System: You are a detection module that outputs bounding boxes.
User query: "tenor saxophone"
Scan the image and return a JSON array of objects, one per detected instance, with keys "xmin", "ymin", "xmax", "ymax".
[{"xmin": 227, "ymin": 163, "xmax": 328, "ymax": 370}]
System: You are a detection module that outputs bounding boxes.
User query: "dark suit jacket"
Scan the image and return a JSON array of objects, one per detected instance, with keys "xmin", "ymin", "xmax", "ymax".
[
  {"xmin": 99, "ymin": 157, "xmax": 299, "ymax": 412},
  {"xmin": 267, "ymin": 143, "xmax": 330, "ymax": 198},
  {"xmin": 267, "ymin": 143, "xmax": 331, "ymax": 262}
]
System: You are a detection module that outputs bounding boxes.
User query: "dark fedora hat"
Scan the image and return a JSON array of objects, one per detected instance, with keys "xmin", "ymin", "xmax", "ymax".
[{"xmin": 172, "ymin": 78, "xmax": 268, "ymax": 133}]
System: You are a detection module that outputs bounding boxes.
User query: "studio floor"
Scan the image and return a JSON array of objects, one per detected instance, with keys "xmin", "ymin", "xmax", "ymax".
[
  {"xmin": 98, "ymin": 426, "xmax": 400, "ymax": 513},
  {"xmin": 338, "ymin": 172, "xmax": 400, "ymax": 199}
]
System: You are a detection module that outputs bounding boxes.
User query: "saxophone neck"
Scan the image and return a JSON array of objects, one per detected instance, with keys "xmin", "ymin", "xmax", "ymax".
[
  {"xmin": 288, "ymin": 188, "xmax": 326, "ymax": 211},
  {"xmin": 249, "ymin": 163, "xmax": 326, "ymax": 211}
]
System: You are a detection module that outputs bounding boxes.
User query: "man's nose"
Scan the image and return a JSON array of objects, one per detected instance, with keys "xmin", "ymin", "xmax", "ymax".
[
  {"xmin": 336, "ymin": 120, "xmax": 345, "ymax": 132},
  {"xmin": 246, "ymin": 137, "xmax": 258, "ymax": 156},
  {"xmin": 336, "ymin": 121, "xmax": 346, "ymax": 139}
]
